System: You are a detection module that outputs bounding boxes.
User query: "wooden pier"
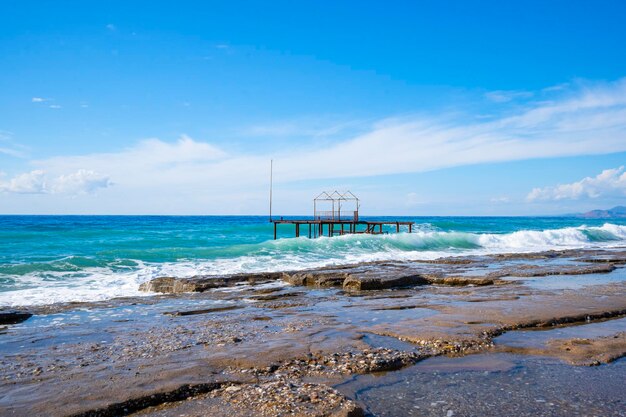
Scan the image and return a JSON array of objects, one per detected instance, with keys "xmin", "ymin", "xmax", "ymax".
[
  {"xmin": 272, "ymin": 219, "xmax": 414, "ymax": 239},
  {"xmin": 270, "ymin": 190, "xmax": 414, "ymax": 239}
]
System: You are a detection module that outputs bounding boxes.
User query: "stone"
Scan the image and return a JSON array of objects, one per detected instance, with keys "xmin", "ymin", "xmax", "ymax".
[
  {"xmin": 139, "ymin": 272, "xmax": 285, "ymax": 293},
  {"xmin": 0, "ymin": 310, "xmax": 33, "ymax": 325},
  {"xmin": 343, "ymin": 273, "xmax": 428, "ymax": 291}
]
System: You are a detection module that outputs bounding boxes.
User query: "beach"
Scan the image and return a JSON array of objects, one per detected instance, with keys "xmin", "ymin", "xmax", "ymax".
[{"xmin": 1, "ymin": 217, "xmax": 626, "ymax": 416}]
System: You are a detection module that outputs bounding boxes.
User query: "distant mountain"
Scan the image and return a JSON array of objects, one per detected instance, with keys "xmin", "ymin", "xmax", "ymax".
[{"xmin": 575, "ymin": 206, "xmax": 626, "ymax": 219}]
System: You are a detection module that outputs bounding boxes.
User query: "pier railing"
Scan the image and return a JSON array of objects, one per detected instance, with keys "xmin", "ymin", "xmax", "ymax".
[{"xmin": 314, "ymin": 210, "xmax": 358, "ymax": 221}]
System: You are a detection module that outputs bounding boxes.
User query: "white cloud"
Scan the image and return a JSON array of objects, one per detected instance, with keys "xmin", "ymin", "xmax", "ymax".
[
  {"xmin": 527, "ymin": 167, "xmax": 626, "ymax": 201},
  {"xmin": 50, "ymin": 170, "xmax": 112, "ymax": 194},
  {"xmin": 31, "ymin": 97, "xmax": 47, "ymax": 103},
  {"xmin": 0, "ymin": 170, "xmax": 111, "ymax": 195},
  {"xmin": 106, "ymin": 24, "xmax": 116, "ymax": 31},
  {"xmin": 0, "ymin": 170, "xmax": 46, "ymax": 194},
  {"xmin": 49, "ymin": 104, "xmax": 62, "ymax": 109}
]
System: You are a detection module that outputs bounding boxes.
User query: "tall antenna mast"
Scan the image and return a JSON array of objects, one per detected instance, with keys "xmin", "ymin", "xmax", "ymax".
[{"xmin": 269, "ymin": 159, "xmax": 273, "ymax": 222}]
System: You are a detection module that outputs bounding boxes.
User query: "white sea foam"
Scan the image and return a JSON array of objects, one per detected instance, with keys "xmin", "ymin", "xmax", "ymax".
[
  {"xmin": 1, "ymin": 223, "xmax": 625, "ymax": 307},
  {"xmin": 0, "ymin": 265, "xmax": 153, "ymax": 307}
]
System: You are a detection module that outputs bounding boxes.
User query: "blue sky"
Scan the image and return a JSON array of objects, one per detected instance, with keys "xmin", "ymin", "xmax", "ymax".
[{"xmin": 1, "ymin": 0, "xmax": 625, "ymax": 215}]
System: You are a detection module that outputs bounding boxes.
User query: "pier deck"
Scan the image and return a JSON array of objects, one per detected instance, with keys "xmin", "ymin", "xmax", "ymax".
[{"xmin": 271, "ymin": 219, "xmax": 414, "ymax": 239}]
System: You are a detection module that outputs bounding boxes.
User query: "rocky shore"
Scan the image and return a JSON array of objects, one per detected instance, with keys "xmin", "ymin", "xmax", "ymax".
[{"xmin": 1, "ymin": 248, "xmax": 625, "ymax": 416}]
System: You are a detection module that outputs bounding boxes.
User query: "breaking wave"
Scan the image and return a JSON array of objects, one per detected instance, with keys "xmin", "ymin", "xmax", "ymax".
[{"xmin": 1, "ymin": 223, "xmax": 625, "ymax": 307}]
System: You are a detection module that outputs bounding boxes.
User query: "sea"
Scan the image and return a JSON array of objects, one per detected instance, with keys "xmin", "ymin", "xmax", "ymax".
[{"xmin": 1, "ymin": 215, "xmax": 625, "ymax": 307}]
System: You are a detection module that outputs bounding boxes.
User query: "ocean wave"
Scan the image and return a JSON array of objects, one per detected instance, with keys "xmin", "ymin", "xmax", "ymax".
[
  {"xmin": 261, "ymin": 222, "xmax": 626, "ymax": 254},
  {"xmin": 1, "ymin": 223, "xmax": 625, "ymax": 307}
]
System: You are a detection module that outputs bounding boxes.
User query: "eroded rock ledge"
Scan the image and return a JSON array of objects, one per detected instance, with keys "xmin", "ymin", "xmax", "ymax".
[
  {"xmin": 139, "ymin": 249, "xmax": 625, "ymax": 294},
  {"xmin": 139, "ymin": 272, "xmax": 284, "ymax": 293}
]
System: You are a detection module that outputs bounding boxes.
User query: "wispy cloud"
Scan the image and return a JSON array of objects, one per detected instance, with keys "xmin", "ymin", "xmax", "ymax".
[
  {"xmin": 405, "ymin": 192, "xmax": 424, "ymax": 207},
  {"xmin": 484, "ymin": 89, "xmax": 533, "ymax": 103},
  {"xmin": 243, "ymin": 119, "xmax": 365, "ymax": 138},
  {"xmin": 527, "ymin": 167, "xmax": 626, "ymax": 201},
  {"xmin": 106, "ymin": 23, "xmax": 117, "ymax": 32},
  {"xmin": 30, "ymin": 135, "xmax": 225, "ymax": 188},
  {"xmin": 0, "ymin": 131, "xmax": 29, "ymax": 158},
  {"xmin": 0, "ymin": 147, "xmax": 27, "ymax": 158},
  {"xmin": 32, "ymin": 97, "xmax": 61, "ymax": 108}
]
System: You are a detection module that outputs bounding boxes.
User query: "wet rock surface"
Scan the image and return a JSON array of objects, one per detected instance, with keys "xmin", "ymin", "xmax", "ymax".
[
  {"xmin": 1, "ymin": 248, "xmax": 625, "ymax": 416},
  {"xmin": 139, "ymin": 248, "xmax": 626, "ymax": 294},
  {"xmin": 545, "ymin": 332, "xmax": 626, "ymax": 365},
  {"xmin": 495, "ymin": 316, "xmax": 626, "ymax": 366},
  {"xmin": 336, "ymin": 353, "xmax": 626, "ymax": 417}
]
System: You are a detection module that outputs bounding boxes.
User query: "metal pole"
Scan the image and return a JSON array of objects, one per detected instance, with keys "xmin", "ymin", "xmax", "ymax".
[{"xmin": 269, "ymin": 159, "xmax": 273, "ymax": 222}]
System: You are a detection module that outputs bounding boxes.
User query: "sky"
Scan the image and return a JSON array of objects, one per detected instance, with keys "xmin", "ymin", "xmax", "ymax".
[{"xmin": 1, "ymin": 0, "xmax": 625, "ymax": 215}]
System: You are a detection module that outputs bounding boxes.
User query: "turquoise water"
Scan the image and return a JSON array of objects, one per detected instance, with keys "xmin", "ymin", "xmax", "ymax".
[{"xmin": 1, "ymin": 215, "xmax": 625, "ymax": 306}]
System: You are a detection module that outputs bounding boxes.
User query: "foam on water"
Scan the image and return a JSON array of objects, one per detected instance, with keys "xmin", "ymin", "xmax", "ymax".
[{"xmin": 1, "ymin": 221, "xmax": 625, "ymax": 307}]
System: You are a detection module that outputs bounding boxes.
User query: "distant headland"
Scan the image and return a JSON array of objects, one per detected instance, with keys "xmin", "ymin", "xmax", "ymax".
[{"xmin": 572, "ymin": 206, "xmax": 626, "ymax": 219}]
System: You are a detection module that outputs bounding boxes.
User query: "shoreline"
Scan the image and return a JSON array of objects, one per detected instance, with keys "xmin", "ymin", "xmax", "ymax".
[
  {"xmin": 1, "ymin": 247, "xmax": 625, "ymax": 416},
  {"xmin": 4, "ymin": 246, "xmax": 624, "ymax": 314}
]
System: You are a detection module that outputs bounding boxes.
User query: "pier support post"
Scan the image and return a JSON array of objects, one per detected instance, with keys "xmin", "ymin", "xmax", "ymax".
[
  {"xmin": 379, "ymin": 224, "xmax": 383, "ymax": 234},
  {"xmin": 274, "ymin": 223, "xmax": 277, "ymax": 240},
  {"xmin": 295, "ymin": 223, "xmax": 300, "ymax": 238},
  {"xmin": 308, "ymin": 224, "xmax": 312, "ymax": 238},
  {"xmin": 341, "ymin": 223, "xmax": 344, "ymax": 235},
  {"xmin": 396, "ymin": 222, "xmax": 400, "ymax": 233},
  {"xmin": 409, "ymin": 224, "xmax": 412, "ymax": 233}
]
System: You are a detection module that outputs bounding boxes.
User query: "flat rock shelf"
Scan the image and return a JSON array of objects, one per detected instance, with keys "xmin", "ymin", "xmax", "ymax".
[{"xmin": 1, "ymin": 248, "xmax": 625, "ymax": 416}]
